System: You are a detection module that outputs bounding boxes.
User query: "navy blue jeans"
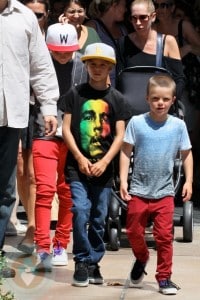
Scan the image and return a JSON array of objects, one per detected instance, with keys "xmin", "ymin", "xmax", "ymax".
[
  {"xmin": 0, "ymin": 127, "xmax": 20, "ymax": 249},
  {"xmin": 70, "ymin": 181, "xmax": 111, "ymax": 264}
]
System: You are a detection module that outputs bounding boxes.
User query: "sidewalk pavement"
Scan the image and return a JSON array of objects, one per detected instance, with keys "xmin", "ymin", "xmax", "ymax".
[{"xmin": 3, "ymin": 223, "xmax": 200, "ymax": 300}]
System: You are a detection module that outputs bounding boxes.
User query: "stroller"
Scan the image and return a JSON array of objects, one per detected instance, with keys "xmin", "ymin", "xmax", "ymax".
[{"xmin": 106, "ymin": 66, "xmax": 193, "ymax": 251}]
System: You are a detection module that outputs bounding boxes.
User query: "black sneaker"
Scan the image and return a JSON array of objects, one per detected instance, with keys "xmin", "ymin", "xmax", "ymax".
[
  {"xmin": 159, "ymin": 279, "xmax": 180, "ymax": 295},
  {"xmin": 73, "ymin": 262, "xmax": 89, "ymax": 287},
  {"xmin": 130, "ymin": 259, "xmax": 147, "ymax": 286},
  {"xmin": 88, "ymin": 264, "xmax": 104, "ymax": 284}
]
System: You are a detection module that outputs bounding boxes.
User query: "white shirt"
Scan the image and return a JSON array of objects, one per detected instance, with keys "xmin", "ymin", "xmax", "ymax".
[{"xmin": 0, "ymin": 0, "xmax": 59, "ymax": 128}]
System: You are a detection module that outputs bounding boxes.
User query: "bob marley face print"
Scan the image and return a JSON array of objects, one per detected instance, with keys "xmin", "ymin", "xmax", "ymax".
[{"xmin": 80, "ymin": 99, "xmax": 111, "ymax": 158}]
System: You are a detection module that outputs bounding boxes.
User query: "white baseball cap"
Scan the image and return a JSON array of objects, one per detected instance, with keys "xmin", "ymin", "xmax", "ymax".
[
  {"xmin": 46, "ymin": 23, "xmax": 79, "ymax": 52},
  {"xmin": 81, "ymin": 43, "xmax": 116, "ymax": 64}
]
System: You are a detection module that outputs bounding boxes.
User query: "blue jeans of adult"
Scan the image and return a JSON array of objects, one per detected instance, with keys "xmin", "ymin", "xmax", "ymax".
[
  {"xmin": 70, "ymin": 181, "xmax": 111, "ymax": 264},
  {"xmin": 0, "ymin": 127, "xmax": 20, "ymax": 249}
]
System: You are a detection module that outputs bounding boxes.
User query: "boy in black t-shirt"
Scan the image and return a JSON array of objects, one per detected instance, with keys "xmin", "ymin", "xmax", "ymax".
[{"xmin": 62, "ymin": 42, "xmax": 131, "ymax": 287}]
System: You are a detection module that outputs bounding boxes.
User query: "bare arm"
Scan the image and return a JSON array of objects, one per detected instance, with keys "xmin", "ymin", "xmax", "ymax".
[
  {"xmin": 90, "ymin": 120, "xmax": 125, "ymax": 177},
  {"xmin": 119, "ymin": 142, "xmax": 133, "ymax": 201},
  {"xmin": 62, "ymin": 113, "xmax": 92, "ymax": 176},
  {"xmin": 164, "ymin": 35, "xmax": 181, "ymax": 59},
  {"xmin": 181, "ymin": 20, "xmax": 200, "ymax": 57},
  {"xmin": 181, "ymin": 149, "xmax": 193, "ymax": 202}
]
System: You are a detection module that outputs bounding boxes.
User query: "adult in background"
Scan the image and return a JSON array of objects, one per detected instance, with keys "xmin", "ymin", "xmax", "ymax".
[
  {"xmin": 117, "ymin": 0, "xmax": 185, "ymax": 102},
  {"xmin": 0, "ymin": 0, "xmax": 59, "ymax": 278},
  {"xmin": 58, "ymin": 0, "xmax": 101, "ymax": 54},
  {"xmin": 15, "ymin": 0, "xmax": 51, "ymax": 256},
  {"xmin": 86, "ymin": 0, "xmax": 128, "ymax": 86}
]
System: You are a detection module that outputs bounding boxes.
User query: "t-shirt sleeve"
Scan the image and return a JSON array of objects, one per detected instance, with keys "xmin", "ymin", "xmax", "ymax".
[
  {"xmin": 59, "ymin": 88, "xmax": 75, "ymax": 113},
  {"xmin": 180, "ymin": 120, "xmax": 192, "ymax": 150},
  {"xmin": 123, "ymin": 117, "xmax": 135, "ymax": 145},
  {"xmin": 112, "ymin": 89, "xmax": 133, "ymax": 121}
]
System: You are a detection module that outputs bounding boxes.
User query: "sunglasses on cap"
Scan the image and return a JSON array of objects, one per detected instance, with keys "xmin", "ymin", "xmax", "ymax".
[
  {"xmin": 34, "ymin": 12, "xmax": 45, "ymax": 20},
  {"xmin": 154, "ymin": 2, "xmax": 173, "ymax": 9},
  {"xmin": 130, "ymin": 14, "xmax": 150, "ymax": 21}
]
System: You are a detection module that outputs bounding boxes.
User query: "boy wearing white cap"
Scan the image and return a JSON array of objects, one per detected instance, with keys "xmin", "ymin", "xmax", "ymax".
[
  {"xmin": 61, "ymin": 43, "xmax": 131, "ymax": 286},
  {"xmin": 32, "ymin": 23, "xmax": 87, "ymax": 272}
]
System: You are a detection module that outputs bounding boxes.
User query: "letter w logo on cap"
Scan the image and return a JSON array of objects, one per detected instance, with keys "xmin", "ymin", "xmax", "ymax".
[{"xmin": 60, "ymin": 34, "xmax": 68, "ymax": 44}]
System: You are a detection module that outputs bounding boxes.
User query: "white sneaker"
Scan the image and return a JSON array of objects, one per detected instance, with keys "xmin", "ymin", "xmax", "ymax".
[
  {"xmin": 35, "ymin": 252, "xmax": 52, "ymax": 272},
  {"xmin": 52, "ymin": 247, "xmax": 68, "ymax": 266},
  {"xmin": 6, "ymin": 220, "xmax": 27, "ymax": 236}
]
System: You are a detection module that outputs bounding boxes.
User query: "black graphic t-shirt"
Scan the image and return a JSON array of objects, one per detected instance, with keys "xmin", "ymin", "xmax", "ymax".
[{"xmin": 61, "ymin": 83, "xmax": 131, "ymax": 186}]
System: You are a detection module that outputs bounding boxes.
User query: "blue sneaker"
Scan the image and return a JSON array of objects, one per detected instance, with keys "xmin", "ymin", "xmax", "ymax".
[
  {"xmin": 35, "ymin": 252, "xmax": 52, "ymax": 272},
  {"xmin": 159, "ymin": 279, "xmax": 180, "ymax": 295}
]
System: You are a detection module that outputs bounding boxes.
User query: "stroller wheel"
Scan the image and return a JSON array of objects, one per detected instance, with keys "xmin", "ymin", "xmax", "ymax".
[
  {"xmin": 109, "ymin": 227, "xmax": 120, "ymax": 251},
  {"xmin": 182, "ymin": 201, "xmax": 193, "ymax": 242}
]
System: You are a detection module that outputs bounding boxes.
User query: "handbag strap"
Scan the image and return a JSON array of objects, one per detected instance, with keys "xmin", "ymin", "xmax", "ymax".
[{"xmin": 156, "ymin": 33, "xmax": 163, "ymax": 67}]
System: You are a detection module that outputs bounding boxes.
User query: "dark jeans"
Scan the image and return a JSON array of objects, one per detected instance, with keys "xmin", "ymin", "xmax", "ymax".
[
  {"xmin": 0, "ymin": 127, "xmax": 20, "ymax": 249},
  {"xmin": 70, "ymin": 181, "xmax": 111, "ymax": 264}
]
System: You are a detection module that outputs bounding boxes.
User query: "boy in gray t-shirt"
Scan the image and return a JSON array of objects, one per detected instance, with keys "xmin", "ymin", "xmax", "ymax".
[{"xmin": 120, "ymin": 74, "xmax": 193, "ymax": 295}]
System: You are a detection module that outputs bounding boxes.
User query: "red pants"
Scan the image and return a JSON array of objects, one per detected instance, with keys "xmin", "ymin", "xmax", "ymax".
[
  {"xmin": 126, "ymin": 196, "xmax": 174, "ymax": 282},
  {"xmin": 32, "ymin": 139, "xmax": 72, "ymax": 253}
]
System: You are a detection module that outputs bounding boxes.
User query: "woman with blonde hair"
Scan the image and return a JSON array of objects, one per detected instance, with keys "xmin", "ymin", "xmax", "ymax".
[{"xmin": 117, "ymin": 0, "xmax": 185, "ymax": 101}]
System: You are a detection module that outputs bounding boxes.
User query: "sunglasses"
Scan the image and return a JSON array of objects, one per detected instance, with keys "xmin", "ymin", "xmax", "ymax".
[
  {"xmin": 34, "ymin": 12, "xmax": 45, "ymax": 20},
  {"xmin": 66, "ymin": 9, "xmax": 85, "ymax": 15},
  {"xmin": 130, "ymin": 14, "xmax": 150, "ymax": 22},
  {"xmin": 154, "ymin": 2, "xmax": 173, "ymax": 9}
]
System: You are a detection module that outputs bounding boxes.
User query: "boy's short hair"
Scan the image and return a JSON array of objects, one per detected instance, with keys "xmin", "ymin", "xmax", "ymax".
[
  {"xmin": 147, "ymin": 74, "xmax": 176, "ymax": 96},
  {"xmin": 46, "ymin": 23, "xmax": 79, "ymax": 52},
  {"xmin": 81, "ymin": 43, "xmax": 116, "ymax": 64}
]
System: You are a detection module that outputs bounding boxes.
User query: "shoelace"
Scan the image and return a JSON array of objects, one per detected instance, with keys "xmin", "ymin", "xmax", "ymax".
[
  {"xmin": 169, "ymin": 280, "xmax": 181, "ymax": 290},
  {"xmin": 54, "ymin": 242, "xmax": 62, "ymax": 256},
  {"xmin": 39, "ymin": 252, "xmax": 49, "ymax": 260},
  {"xmin": 143, "ymin": 269, "xmax": 147, "ymax": 275},
  {"xmin": 135, "ymin": 261, "xmax": 148, "ymax": 275},
  {"xmin": 160, "ymin": 279, "xmax": 181, "ymax": 290},
  {"xmin": 54, "ymin": 248, "xmax": 62, "ymax": 255}
]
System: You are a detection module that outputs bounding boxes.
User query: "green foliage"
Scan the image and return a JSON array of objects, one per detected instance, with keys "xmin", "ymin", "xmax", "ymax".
[{"xmin": 0, "ymin": 252, "xmax": 15, "ymax": 300}]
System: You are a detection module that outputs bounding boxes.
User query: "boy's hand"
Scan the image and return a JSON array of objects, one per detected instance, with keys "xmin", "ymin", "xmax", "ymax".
[
  {"xmin": 44, "ymin": 116, "xmax": 57, "ymax": 136},
  {"xmin": 120, "ymin": 182, "xmax": 131, "ymax": 201},
  {"xmin": 182, "ymin": 182, "xmax": 193, "ymax": 202},
  {"xmin": 77, "ymin": 156, "xmax": 93, "ymax": 176},
  {"xmin": 90, "ymin": 159, "xmax": 108, "ymax": 177}
]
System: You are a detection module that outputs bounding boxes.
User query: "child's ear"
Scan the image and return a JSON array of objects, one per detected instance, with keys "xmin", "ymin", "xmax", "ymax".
[
  {"xmin": 171, "ymin": 96, "xmax": 176, "ymax": 104},
  {"xmin": 109, "ymin": 63, "xmax": 114, "ymax": 71},
  {"xmin": 85, "ymin": 61, "xmax": 88, "ymax": 70}
]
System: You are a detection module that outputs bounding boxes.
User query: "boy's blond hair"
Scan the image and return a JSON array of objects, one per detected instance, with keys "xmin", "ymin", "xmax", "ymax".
[{"xmin": 147, "ymin": 74, "xmax": 176, "ymax": 96}]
